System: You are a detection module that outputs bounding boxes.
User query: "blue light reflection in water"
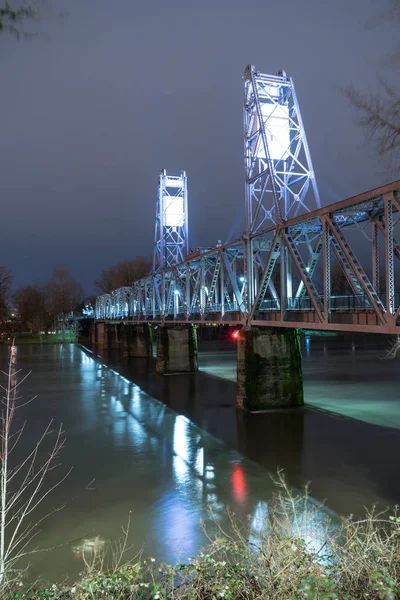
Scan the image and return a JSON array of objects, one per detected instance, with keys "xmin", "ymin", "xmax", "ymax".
[
  {"xmin": 85, "ymin": 348, "xmax": 337, "ymax": 562},
  {"xmin": 249, "ymin": 499, "xmax": 335, "ymax": 565},
  {"xmin": 10, "ymin": 345, "xmax": 338, "ymax": 581}
]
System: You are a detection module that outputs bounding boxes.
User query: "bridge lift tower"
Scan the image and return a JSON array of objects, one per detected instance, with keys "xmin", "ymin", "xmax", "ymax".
[
  {"xmin": 243, "ymin": 65, "xmax": 321, "ymax": 307},
  {"xmin": 153, "ymin": 169, "xmax": 189, "ymax": 272}
]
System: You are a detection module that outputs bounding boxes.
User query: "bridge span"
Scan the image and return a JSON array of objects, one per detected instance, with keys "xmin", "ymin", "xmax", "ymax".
[
  {"xmin": 92, "ymin": 65, "xmax": 400, "ymax": 411},
  {"xmin": 96, "ymin": 180, "xmax": 400, "ymax": 336}
]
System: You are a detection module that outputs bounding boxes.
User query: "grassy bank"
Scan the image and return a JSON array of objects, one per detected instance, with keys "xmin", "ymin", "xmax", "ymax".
[
  {"xmin": 0, "ymin": 333, "xmax": 78, "ymax": 344},
  {"xmin": 4, "ymin": 477, "xmax": 399, "ymax": 600}
]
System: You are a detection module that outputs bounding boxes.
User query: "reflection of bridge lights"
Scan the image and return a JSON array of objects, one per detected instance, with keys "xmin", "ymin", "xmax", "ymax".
[
  {"xmin": 249, "ymin": 500, "xmax": 335, "ymax": 566},
  {"xmin": 173, "ymin": 455, "xmax": 189, "ymax": 486},
  {"xmin": 231, "ymin": 463, "xmax": 247, "ymax": 504},
  {"xmin": 205, "ymin": 468, "xmax": 215, "ymax": 480},
  {"xmin": 195, "ymin": 448, "xmax": 204, "ymax": 477},
  {"xmin": 173, "ymin": 415, "xmax": 190, "ymax": 463},
  {"xmin": 292, "ymin": 510, "xmax": 335, "ymax": 563},
  {"xmin": 80, "ymin": 351, "xmax": 93, "ymax": 366},
  {"xmin": 239, "ymin": 276, "xmax": 245, "ymax": 283},
  {"xmin": 250, "ymin": 501, "xmax": 268, "ymax": 538}
]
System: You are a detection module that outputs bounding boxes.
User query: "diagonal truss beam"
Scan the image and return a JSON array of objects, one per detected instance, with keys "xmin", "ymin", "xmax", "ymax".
[
  {"xmin": 281, "ymin": 231, "xmax": 323, "ymax": 321},
  {"xmin": 326, "ymin": 215, "xmax": 387, "ymax": 324}
]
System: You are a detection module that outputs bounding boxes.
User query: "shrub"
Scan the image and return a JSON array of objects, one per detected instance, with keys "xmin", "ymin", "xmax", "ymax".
[{"xmin": 4, "ymin": 472, "xmax": 399, "ymax": 600}]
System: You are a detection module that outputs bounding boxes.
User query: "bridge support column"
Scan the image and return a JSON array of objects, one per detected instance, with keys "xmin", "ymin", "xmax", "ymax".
[
  {"xmin": 156, "ymin": 325, "xmax": 198, "ymax": 374},
  {"xmin": 126, "ymin": 324, "xmax": 152, "ymax": 358},
  {"xmin": 96, "ymin": 322, "xmax": 108, "ymax": 349},
  {"xmin": 117, "ymin": 323, "xmax": 129, "ymax": 357},
  {"xmin": 106, "ymin": 324, "xmax": 119, "ymax": 349},
  {"xmin": 237, "ymin": 328, "xmax": 303, "ymax": 411},
  {"xmin": 90, "ymin": 321, "xmax": 96, "ymax": 346}
]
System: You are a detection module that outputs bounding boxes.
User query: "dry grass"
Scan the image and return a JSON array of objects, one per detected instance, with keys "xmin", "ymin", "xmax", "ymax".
[{"xmin": 4, "ymin": 471, "xmax": 399, "ymax": 600}]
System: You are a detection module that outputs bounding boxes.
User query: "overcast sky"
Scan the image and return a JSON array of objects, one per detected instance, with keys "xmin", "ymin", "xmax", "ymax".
[{"xmin": 0, "ymin": 0, "xmax": 397, "ymax": 293}]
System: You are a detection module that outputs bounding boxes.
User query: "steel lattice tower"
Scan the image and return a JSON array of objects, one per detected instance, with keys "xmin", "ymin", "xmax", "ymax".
[
  {"xmin": 153, "ymin": 169, "xmax": 189, "ymax": 271},
  {"xmin": 243, "ymin": 65, "xmax": 321, "ymax": 234}
]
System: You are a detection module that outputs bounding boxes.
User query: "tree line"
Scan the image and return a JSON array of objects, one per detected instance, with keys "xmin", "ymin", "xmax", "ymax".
[{"xmin": 0, "ymin": 257, "xmax": 152, "ymax": 334}]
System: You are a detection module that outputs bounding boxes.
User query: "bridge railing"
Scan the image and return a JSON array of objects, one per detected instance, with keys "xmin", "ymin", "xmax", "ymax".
[{"xmin": 260, "ymin": 293, "xmax": 400, "ymax": 312}]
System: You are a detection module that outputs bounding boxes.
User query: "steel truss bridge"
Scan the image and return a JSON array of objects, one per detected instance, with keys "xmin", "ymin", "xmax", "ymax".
[{"xmin": 96, "ymin": 66, "xmax": 400, "ymax": 335}]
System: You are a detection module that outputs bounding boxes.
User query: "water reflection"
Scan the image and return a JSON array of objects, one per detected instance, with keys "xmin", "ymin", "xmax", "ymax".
[
  {"xmin": 231, "ymin": 463, "xmax": 247, "ymax": 505},
  {"xmin": 90, "ymin": 352, "xmax": 333, "ymax": 556},
  {"xmin": 0, "ymin": 344, "xmax": 341, "ymax": 581},
  {"xmin": 173, "ymin": 415, "xmax": 191, "ymax": 464},
  {"xmin": 248, "ymin": 498, "xmax": 334, "ymax": 564}
]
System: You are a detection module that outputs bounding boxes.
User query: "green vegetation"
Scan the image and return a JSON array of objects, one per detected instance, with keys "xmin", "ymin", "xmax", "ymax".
[
  {"xmin": 188, "ymin": 324, "xmax": 198, "ymax": 372},
  {"xmin": 0, "ymin": 332, "xmax": 77, "ymax": 344},
  {"xmin": 3, "ymin": 474, "xmax": 399, "ymax": 600},
  {"xmin": 302, "ymin": 330, "xmax": 338, "ymax": 337}
]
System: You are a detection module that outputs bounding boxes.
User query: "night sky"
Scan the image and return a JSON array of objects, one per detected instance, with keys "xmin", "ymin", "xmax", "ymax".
[{"xmin": 0, "ymin": 0, "xmax": 397, "ymax": 294}]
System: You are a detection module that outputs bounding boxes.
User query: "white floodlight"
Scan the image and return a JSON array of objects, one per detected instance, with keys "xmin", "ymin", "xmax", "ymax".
[
  {"xmin": 257, "ymin": 103, "xmax": 290, "ymax": 161},
  {"xmin": 165, "ymin": 196, "xmax": 184, "ymax": 227}
]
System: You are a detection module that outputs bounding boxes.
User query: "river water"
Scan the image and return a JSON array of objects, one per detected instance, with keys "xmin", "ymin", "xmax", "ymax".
[{"xmin": 2, "ymin": 334, "xmax": 400, "ymax": 582}]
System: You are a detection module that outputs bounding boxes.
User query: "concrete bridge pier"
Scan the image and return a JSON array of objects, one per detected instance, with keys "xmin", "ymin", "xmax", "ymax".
[
  {"xmin": 126, "ymin": 324, "xmax": 152, "ymax": 358},
  {"xmin": 236, "ymin": 328, "xmax": 303, "ymax": 411},
  {"xmin": 156, "ymin": 325, "xmax": 198, "ymax": 374},
  {"xmin": 106, "ymin": 323, "xmax": 120, "ymax": 349},
  {"xmin": 90, "ymin": 321, "xmax": 97, "ymax": 347},
  {"xmin": 95, "ymin": 322, "xmax": 108, "ymax": 349},
  {"xmin": 116, "ymin": 323, "xmax": 129, "ymax": 357}
]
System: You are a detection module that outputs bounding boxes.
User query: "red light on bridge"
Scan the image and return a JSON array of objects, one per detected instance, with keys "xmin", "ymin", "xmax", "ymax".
[{"xmin": 232, "ymin": 330, "xmax": 240, "ymax": 340}]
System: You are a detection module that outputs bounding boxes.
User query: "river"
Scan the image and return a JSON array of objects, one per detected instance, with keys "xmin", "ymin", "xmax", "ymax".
[{"xmin": 1, "ymin": 333, "xmax": 399, "ymax": 582}]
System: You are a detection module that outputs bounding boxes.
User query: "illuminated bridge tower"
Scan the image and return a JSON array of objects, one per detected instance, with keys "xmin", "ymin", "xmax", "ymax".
[
  {"xmin": 238, "ymin": 66, "xmax": 320, "ymax": 410},
  {"xmin": 152, "ymin": 170, "xmax": 197, "ymax": 374},
  {"xmin": 153, "ymin": 169, "xmax": 189, "ymax": 271},
  {"xmin": 243, "ymin": 65, "xmax": 321, "ymax": 308}
]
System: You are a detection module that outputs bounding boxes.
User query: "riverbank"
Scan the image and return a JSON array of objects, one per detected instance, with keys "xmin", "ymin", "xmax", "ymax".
[
  {"xmin": 6, "ymin": 477, "xmax": 399, "ymax": 599},
  {"xmin": 0, "ymin": 332, "xmax": 78, "ymax": 344}
]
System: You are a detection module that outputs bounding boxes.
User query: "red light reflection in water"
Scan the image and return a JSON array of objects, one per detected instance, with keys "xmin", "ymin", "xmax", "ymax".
[{"xmin": 231, "ymin": 463, "xmax": 247, "ymax": 505}]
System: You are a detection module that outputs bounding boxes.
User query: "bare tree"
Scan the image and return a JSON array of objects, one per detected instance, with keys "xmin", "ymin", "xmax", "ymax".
[
  {"xmin": 46, "ymin": 267, "xmax": 83, "ymax": 319},
  {"xmin": 0, "ymin": 266, "xmax": 13, "ymax": 326},
  {"xmin": 344, "ymin": 82, "xmax": 400, "ymax": 171},
  {"xmin": 68, "ymin": 318, "xmax": 82, "ymax": 340},
  {"xmin": 344, "ymin": 0, "xmax": 400, "ymax": 171},
  {"xmin": 0, "ymin": 2, "xmax": 38, "ymax": 38},
  {"xmin": 95, "ymin": 257, "xmax": 152, "ymax": 294},
  {"xmin": 13, "ymin": 284, "xmax": 48, "ymax": 333},
  {"xmin": 0, "ymin": 347, "xmax": 70, "ymax": 584}
]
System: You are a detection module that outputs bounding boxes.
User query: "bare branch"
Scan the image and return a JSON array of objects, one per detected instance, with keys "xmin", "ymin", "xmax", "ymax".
[
  {"xmin": 0, "ymin": 353, "xmax": 70, "ymax": 584},
  {"xmin": 0, "ymin": 2, "xmax": 38, "ymax": 38}
]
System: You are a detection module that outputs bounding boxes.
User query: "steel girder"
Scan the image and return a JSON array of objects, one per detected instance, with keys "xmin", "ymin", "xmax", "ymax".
[
  {"xmin": 153, "ymin": 169, "xmax": 189, "ymax": 272},
  {"xmin": 243, "ymin": 66, "xmax": 322, "ymax": 308},
  {"xmin": 243, "ymin": 65, "xmax": 321, "ymax": 234},
  {"xmin": 95, "ymin": 294, "xmax": 111, "ymax": 320},
  {"xmin": 95, "ymin": 182, "xmax": 400, "ymax": 334},
  {"xmin": 93, "ymin": 65, "xmax": 400, "ymax": 334}
]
